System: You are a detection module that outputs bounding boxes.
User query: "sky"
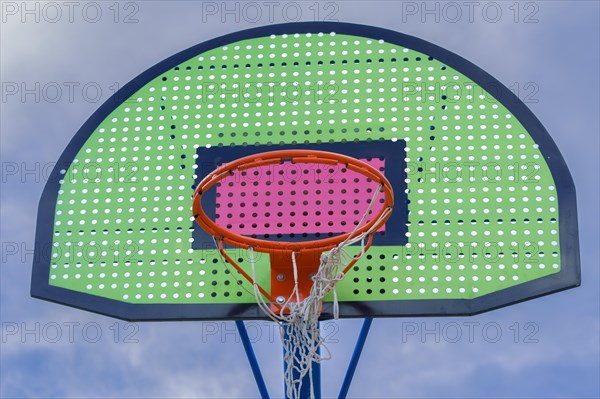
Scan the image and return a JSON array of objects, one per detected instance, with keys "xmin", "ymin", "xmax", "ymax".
[{"xmin": 1, "ymin": 1, "xmax": 599, "ymax": 398}]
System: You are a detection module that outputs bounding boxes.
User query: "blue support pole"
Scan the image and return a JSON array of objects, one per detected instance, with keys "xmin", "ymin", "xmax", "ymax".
[
  {"xmin": 337, "ymin": 318, "xmax": 373, "ymax": 399},
  {"xmin": 235, "ymin": 320, "xmax": 270, "ymax": 399},
  {"xmin": 283, "ymin": 322, "xmax": 321, "ymax": 399}
]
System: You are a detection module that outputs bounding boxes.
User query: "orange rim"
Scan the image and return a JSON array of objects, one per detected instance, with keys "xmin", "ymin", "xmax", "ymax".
[{"xmin": 192, "ymin": 149, "xmax": 394, "ymax": 253}]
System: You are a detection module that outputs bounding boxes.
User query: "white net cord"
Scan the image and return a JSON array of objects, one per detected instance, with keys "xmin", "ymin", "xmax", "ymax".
[{"xmin": 247, "ymin": 183, "xmax": 391, "ymax": 399}]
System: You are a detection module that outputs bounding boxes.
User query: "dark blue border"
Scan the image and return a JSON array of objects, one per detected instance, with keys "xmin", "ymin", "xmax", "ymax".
[
  {"xmin": 192, "ymin": 141, "xmax": 408, "ymax": 249},
  {"xmin": 31, "ymin": 22, "xmax": 580, "ymax": 321}
]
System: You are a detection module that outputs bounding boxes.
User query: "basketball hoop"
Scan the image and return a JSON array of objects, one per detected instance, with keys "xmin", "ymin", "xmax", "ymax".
[
  {"xmin": 192, "ymin": 149, "xmax": 394, "ymax": 398},
  {"xmin": 193, "ymin": 149, "xmax": 394, "ymax": 307}
]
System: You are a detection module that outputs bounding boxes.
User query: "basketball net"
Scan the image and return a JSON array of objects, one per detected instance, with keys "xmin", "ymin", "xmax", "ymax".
[{"xmin": 247, "ymin": 184, "xmax": 391, "ymax": 399}]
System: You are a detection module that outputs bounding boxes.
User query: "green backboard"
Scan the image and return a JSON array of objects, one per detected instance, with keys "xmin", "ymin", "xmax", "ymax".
[{"xmin": 32, "ymin": 22, "xmax": 580, "ymax": 320}]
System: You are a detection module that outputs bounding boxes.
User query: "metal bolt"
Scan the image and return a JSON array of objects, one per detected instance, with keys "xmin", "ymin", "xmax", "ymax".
[
  {"xmin": 276, "ymin": 273, "xmax": 286, "ymax": 282},
  {"xmin": 276, "ymin": 296, "xmax": 285, "ymax": 304},
  {"xmin": 308, "ymin": 273, "xmax": 316, "ymax": 280}
]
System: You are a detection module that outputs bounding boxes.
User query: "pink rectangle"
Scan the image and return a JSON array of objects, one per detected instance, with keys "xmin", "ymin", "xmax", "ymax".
[{"xmin": 215, "ymin": 158, "xmax": 386, "ymax": 236}]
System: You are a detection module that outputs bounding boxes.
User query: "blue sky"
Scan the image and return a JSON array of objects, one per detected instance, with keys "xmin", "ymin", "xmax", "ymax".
[{"xmin": 1, "ymin": 1, "xmax": 599, "ymax": 398}]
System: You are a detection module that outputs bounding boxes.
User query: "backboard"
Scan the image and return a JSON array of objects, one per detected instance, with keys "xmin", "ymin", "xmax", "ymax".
[{"xmin": 31, "ymin": 22, "xmax": 580, "ymax": 321}]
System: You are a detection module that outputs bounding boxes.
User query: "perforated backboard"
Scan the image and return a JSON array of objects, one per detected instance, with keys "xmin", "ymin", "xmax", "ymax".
[{"xmin": 32, "ymin": 22, "xmax": 580, "ymax": 321}]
